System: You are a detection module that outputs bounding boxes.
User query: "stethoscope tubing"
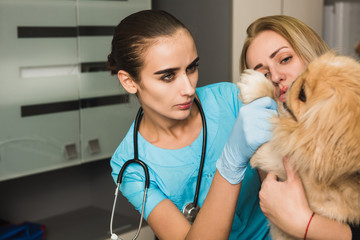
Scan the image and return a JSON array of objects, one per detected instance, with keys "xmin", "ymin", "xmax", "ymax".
[
  {"xmin": 110, "ymin": 108, "xmax": 150, "ymax": 240},
  {"xmin": 192, "ymin": 98, "xmax": 207, "ymax": 208},
  {"xmin": 110, "ymin": 97, "xmax": 206, "ymax": 238},
  {"xmin": 110, "ymin": 183, "xmax": 148, "ymax": 240}
]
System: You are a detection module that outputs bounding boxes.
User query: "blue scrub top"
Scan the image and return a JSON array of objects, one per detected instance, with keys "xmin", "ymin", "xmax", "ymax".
[{"xmin": 110, "ymin": 82, "xmax": 270, "ymax": 239}]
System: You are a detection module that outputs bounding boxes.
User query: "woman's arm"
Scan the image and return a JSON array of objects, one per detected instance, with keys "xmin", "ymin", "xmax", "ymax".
[
  {"xmin": 147, "ymin": 97, "xmax": 277, "ymax": 239},
  {"xmin": 260, "ymin": 157, "xmax": 352, "ymax": 240},
  {"xmin": 147, "ymin": 199, "xmax": 191, "ymax": 240},
  {"xmin": 306, "ymin": 215, "xmax": 351, "ymax": 240},
  {"xmin": 186, "ymin": 170, "xmax": 241, "ymax": 239},
  {"xmin": 147, "ymin": 170, "xmax": 241, "ymax": 240}
]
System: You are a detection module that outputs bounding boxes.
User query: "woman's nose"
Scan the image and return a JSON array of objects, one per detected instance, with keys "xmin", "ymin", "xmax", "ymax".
[
  {"xmin": 270, "ymin": 69, "xmax": 285, "ymax": 84},
  {"xmin": 180, "ymin": 73, "xmax": 196, "ymax": 95}
]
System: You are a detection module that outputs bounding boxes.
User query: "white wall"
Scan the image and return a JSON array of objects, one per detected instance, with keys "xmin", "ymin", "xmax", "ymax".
[{"xmin": 323, "ymin": 0, "xmax": 360, "ymax": 59}]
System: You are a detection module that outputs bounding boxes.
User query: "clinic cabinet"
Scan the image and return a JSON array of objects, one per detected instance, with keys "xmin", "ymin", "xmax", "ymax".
[{"xmin": 0, "ymin": 0, "xmax": 150, "ymax": 181}]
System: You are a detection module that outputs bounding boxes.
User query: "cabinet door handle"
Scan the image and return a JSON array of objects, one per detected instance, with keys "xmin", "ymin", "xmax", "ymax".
[
  {"xmin": 64, "ymin": 143, "xmax": 78, "ymax": 160},
  {"xmin": 88, "ymin": 139, "xmax": 101, "ymax": 155}
]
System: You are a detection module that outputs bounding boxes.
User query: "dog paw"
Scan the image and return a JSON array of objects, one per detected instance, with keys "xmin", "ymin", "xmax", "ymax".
[{"xmin": 237, "ymin": 69, "xmax": 274, "ymax": 104}]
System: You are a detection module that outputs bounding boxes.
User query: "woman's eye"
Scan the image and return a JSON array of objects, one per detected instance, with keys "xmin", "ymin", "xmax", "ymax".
[
  {"xmin": 161, "ymin": 73, "xmax": 175, "ymax": 81},
  {"xmin": 186, "ymin": 63, "xmax": 199, "ymax": 74},
  {"xmin": 264, "ymin": 72, "xmax": 270, "ymax": 79},
  {"xmin": 281, "ymin": 56, "xmax": 292, "ymax": 64}
]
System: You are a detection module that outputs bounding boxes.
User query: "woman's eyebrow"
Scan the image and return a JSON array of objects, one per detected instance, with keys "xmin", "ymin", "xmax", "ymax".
[
  {"xmin": 154, "ymin": 57, "xmax": 199, "ymax": 75},
  {"xmin": 253, "ymin": 47, "xmax": 289, "ymax": 70},
  {"xmin": 187, "ymin": 57, "xmax": 200, "ymax": 68},
  {"xmin": 270, "ymin": 46, "xmax": 288, "ymax": 58},
  {"xmin": 254, "ymin": 63, "xmax": 263, "ymax": 71},
  {"xmin": 154, "ymin": 67, "xmax": 179, "ymax": 75}
]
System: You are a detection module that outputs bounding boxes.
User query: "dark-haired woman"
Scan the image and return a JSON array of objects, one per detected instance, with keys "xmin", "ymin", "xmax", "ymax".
[{"xmin": 108, "ymin": 10, "xmax": 276, "ymax": 239}]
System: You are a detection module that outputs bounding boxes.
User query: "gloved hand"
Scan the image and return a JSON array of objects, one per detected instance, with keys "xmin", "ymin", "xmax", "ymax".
[{"xmin": 216, "ymin": 97, "xmax": 278, "ymax": 184}]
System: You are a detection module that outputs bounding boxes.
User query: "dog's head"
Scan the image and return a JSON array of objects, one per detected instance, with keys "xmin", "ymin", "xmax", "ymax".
[{"xmin": 276, "ymin": 52, "xmax": 360, "ymax": 184}]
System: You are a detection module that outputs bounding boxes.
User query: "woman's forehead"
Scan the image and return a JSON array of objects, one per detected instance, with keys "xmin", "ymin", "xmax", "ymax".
[
  {"xmin": 246, "ymin": 30, "xmax": 292, "ymax": 67},
  {"xmin": 141, "ymin": 30, "xmax": 197, "ymax": 70}
]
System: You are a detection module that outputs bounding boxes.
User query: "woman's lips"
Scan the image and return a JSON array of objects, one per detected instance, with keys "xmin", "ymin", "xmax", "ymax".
[
  {"xmin": 279, "ymin": 85, "xmax": 289, "ymax": 103},
  {"xmin": 177, "ymin": 101, "xmax": 193, "ymax": 110}
]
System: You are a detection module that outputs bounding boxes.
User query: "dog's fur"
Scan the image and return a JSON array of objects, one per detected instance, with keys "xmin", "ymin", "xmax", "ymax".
[{"xmin": 237, "ymin": 52, "xmax": 360, "ymax": 239}]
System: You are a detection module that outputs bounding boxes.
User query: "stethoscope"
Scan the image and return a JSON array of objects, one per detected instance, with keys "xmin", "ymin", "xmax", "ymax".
[{"xmin": 110, "ymin": 97, "xmax": 207, "ymax": 240}]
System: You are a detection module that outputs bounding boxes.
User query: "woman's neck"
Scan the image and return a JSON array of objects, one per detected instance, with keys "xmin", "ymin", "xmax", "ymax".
[{"xmin": 139, "ymin": 103, "xmax": 202, "ymax": 149}]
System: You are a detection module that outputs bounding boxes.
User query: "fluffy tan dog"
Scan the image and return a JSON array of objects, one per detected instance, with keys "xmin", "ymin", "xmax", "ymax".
[{"xmin": 237, "ymin": 52, "xmax": 360, "ymax": 240}]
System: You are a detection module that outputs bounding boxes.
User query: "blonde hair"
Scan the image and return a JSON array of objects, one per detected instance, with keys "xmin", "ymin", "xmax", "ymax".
[{"xmin": 240, "ymin": 15, "xmax": 330, "ymax": 72}]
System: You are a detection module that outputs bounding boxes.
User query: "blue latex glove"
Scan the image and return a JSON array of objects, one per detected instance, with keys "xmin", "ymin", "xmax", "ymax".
[{"xmin": 216, "ymin": 97, "xmax": 278, "ymax": 184}]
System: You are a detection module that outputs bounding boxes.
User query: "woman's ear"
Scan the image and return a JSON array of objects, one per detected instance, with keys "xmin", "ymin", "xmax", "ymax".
[{"xmin": 118, "ymin": 70, "xmax": 138, "ymax": 94}]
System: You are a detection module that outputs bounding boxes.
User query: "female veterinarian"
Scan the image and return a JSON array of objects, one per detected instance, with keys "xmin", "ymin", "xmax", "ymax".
[
  {"xmin": 108, "ymin": 10, "xmax": 277, "ymax": 239},
  {"xmin": 240, "ymin": 15, "xmax": 360, "ymax": 239}
]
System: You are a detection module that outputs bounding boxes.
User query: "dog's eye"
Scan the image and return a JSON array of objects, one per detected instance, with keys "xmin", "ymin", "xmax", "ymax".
[{"xmin": 298, "ymin": 85, "xmax": 306, "ymax": 102}]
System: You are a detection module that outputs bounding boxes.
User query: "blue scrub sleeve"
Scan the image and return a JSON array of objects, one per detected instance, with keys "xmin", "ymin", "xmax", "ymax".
[{"xmin": 111, "ymin": 154, "xmax": 167, "ymax": 220}]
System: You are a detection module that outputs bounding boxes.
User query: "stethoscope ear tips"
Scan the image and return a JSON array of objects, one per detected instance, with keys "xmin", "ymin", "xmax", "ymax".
[{"xmin": 111, "ymin": 233, "xmax": 120, "ymax": 240}]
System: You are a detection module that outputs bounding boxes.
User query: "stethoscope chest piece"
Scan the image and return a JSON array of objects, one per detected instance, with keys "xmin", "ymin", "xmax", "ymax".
[{"xmin": 183, "ymin": 202, "xmax": 200, "ymax": 223}]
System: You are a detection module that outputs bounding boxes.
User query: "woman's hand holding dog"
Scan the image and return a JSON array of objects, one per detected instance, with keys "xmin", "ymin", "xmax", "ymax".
[
  {"xmin": 259, "ymin": 157, "xmax": 313, "ymax": 238},
  {"xmin": 259, "ymin": 157, "xmax": 353, "ymax": 239}
]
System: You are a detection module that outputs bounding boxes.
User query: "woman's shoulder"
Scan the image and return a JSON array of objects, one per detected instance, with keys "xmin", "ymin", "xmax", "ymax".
[
  {"xmin": 196, "ymin": 82, "xmax": 241, "ymax": 113},
  {"xmin": 196, "ymin": 82, "xmax": 239, "ymax": 96}
]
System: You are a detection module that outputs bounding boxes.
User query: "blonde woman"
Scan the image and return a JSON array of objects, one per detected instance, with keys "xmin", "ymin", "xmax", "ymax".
[{"xmin": 239, "ymin": 15, "xmax": 359, "ymax": 239}]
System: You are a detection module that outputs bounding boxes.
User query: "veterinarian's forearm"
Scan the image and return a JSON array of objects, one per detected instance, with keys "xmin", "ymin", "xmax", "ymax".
[
  {"xmin": 186, "ymin": 170, "xmax": 241, "ymax": 239},
  {"xmin": 305, "ymin": 214, "xmax": 351, "ymax": 240}
]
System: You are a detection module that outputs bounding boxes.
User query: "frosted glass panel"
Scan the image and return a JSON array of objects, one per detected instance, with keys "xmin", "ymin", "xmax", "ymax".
[
  {"xmin": 20, "ymin": 65, "xmax": 79, "ymax": 79},
  {"xmin": 0, "ymin": 0, "xmax": 78, "ymax": 65},
  {"xmin": 0, "ymin": 0, "xmax": 81, "ymax": 181},
  {"xmin": 77, "ymin": 0, "xmax": 152, "ymax": 98},
  {"xmin": 80, "ymin": 96, "xmax": 140, "ymax": 163},
  {"xmin": 79, "ymin": 36, "xmax": 112, "ymax": 62},
  {"xmin": 77, "ymin": 0, "xmax": 149, "ymax": 163},
  {"xmin": 0, "ymin": 0, "xmax": 151, "ymax": 180},
  {"xmin": 0, "ymin": 0, "xmax": 79, "ymax": 104},
  {"xmin": 77, "ymin": 0, "xmax": 151, "ymax": 26},
  {"xmin": 0, "ymin": 112, "xmax": 81, "ymax": 181}
]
